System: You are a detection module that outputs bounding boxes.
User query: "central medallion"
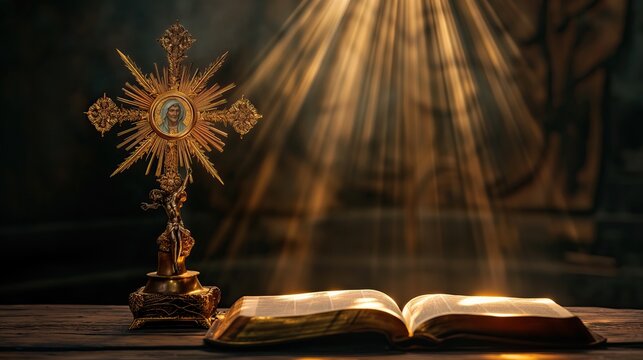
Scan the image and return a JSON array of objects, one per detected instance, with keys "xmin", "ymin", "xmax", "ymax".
[{"xmin": 149, "ymin": 90, "xmax": 198, "ymax": 139}]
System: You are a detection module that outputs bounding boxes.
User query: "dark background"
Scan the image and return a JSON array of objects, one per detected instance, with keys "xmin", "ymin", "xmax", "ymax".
[{"xmin": 2, "ymin": 0, "xmax": 643, "ymax": 308}]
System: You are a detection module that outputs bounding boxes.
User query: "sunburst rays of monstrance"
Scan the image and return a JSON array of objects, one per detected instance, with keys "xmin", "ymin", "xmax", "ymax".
[{"xmin": 86, "ymin": 22, "xmax": 262, "ymax": 329}]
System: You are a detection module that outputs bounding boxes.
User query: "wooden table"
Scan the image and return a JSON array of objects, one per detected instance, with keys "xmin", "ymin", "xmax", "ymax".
[{"xmin": 1, "ymin": 305, "xmax": 642, "ymax": 359}]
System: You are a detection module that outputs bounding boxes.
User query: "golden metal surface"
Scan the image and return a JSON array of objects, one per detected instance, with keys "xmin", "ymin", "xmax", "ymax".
[
  {"xmin": 129, "ymin": 285, "xmax": 221, "ymax": 330},
  {"xmin": 87, "ymin": 22, "xmax": 260, "ymax": 328},
  {"xmin": 86, "ymin": 21, "xmax": 262, "ymax": 181},
  {"xmin": 143, "ymin": 270, "xmax": 204, "ymax": 295}
]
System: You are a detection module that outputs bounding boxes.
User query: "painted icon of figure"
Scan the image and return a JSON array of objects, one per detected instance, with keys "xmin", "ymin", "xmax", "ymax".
[
  {"xmin": 160, "ymin": 99, "xmax": 187, "ymax": 135},
  {"xmin": 141, "ymin": 169, "xmax": 194, "ymax": 275}
]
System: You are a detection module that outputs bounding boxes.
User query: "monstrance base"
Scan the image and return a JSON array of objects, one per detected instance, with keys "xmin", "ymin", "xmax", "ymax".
[{"xmin": 128, "ymin": 274, "xmax": 221, "ymax": 330}]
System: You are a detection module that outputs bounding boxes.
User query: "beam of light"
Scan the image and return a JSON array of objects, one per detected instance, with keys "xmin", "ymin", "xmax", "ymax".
[
  {"xmin": 200, "ymin": 0, "xmax": 575, "ymax": 299},
  {"xmin": 202, "ymin": 0, "xmax": 351, "ymax": 289}
]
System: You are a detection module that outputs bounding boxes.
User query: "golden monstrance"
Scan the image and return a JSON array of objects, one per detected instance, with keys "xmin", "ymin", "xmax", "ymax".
[{"xmin": 86, "ymin": 22, "xmax": 261, "ymax": 329}]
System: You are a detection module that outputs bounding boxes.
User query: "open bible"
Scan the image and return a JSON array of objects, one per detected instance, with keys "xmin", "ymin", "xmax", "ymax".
[{"xmin": 204, "ymin": 290, "xmax": 604, "ymax": 348}]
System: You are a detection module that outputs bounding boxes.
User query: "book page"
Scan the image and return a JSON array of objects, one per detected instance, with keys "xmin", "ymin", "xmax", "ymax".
[
  {"xmin": 402, "ymin": 294, "xmax": 574, "ymax": 332},
  {"xmin": 238, "ymin": 289, "xmax": 404, "ymax": 320}
]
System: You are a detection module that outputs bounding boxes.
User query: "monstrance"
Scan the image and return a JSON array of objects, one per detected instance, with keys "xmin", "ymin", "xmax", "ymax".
[{"xmin": 86, "ymin": 22, "xmax": 261, "ymax": 329}]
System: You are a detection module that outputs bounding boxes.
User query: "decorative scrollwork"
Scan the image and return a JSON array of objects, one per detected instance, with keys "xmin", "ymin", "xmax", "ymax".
[
  {"xmin": 128, "ymin": 286, "xmax": 221, "ymax": 330},
  {"xmin": 86, "ymin": 95, "xmax": 144, "ymax": 136},
  {"xmin": 158, "ymin": 22, "xmax": 196, "ymax": 88},
  {"xmin": 227, "ymin": 97, "xmax": 263, "ymax": 137}
]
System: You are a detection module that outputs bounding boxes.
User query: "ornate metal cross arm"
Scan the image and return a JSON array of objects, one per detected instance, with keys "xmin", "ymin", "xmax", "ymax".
[
  {"xmin": 86, "ymin": 95, "xmax": 147, "ymax": 136},
  {"xmin": 201, "ymin": 97, "xmax": 262, "ymax": 137}
]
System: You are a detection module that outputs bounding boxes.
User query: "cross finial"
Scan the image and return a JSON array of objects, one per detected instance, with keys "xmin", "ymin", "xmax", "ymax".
[{"xmin": 158, "ymin": 21, "xmax": 196, "ymax": 88}]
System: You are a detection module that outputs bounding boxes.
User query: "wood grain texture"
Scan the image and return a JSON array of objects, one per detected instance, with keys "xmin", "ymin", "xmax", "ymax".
[
  {"xmin": 3, "ymin": 349, "xmax": 643, "ymax": 360},
  {"xmin": 568, "ymin": 307, "xmax": 643, "ymax": 344},
  {"xmin": 0, "ymin": 305, "xmax": 642, "ymax": 359},
  {"xmin": 0, "ymin": 305, "xmax": 202, "ymax": 350}
]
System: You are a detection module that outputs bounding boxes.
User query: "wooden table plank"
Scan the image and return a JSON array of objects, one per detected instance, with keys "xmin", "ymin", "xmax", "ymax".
[
  {"xmin": 3, "ymin": 349, "xmax": 643, "ymax": 360},
  {"xmin": 0, "ymin": 305, "xmax": 642, "ymax": 359},
  {"xmin": 568, "ymin": 307, "xmax": 643, "ymax": 344},
  {"xmin": 0, "ymin": 305, "xmax": 203, "ymax": 350}
]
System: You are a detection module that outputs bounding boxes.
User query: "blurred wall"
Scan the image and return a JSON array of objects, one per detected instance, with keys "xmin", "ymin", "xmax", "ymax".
[{"xmin": 2, "ymin": 0, "xmax": 643, "ymax": 308}]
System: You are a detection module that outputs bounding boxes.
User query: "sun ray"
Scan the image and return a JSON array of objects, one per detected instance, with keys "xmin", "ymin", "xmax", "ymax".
[
  {"xmin": 177, "ymin": 139, "xmax": 193, "ymax": 173},
  {"xmin": 117, "ymin": 97, "xmax": 146, "ymax": 109},
  {"xmin": 116, "ymin": 49, "xmax": 157, "ymax": 96},
  {"xmin": 190, "ymin": 129, "xmax": 213, "ymax": 152},
  {"xmin": 191, "ymin": 123, "xmax": 223, "ymax": 152},
  {"xmin": 145, "ymin": 136, "xmax": 165, "ymax": 175},
  {"xmin": 191, "ymin": 52, "xmax": 228, "ymax": 95},
  {"xmin": 119, "ymin": 83, "xmax": 154, "ymax": 108},
  {"xmin": 178, "ymin": 65, "xmax": 193, "ymax": 94},
  {"xmin": 111, "ymin": 135, "xmax": 154, "ymax": 177},
  {"xmin": 154, "ymin": 140, "xmax": 166, "ymax": 177},
  {"xmin": 117, "ymin": 95, "xmax": 150, "ymax": 110},
  {"xmin": 201, "ymin": 125, "xmax": 228, "ymax": 147},
  {"xmin": 197, "ymin": 125, "xmax": 226, "ymax": 151},
  {"xmin": 125, "ymin": 82, "xmax": 154, "ymax": 100},
  {"xmin": 205, "ymin": 122, "xmax": 228, "ymax": 137},
  {"xmin": 187, "ymin": 138, "xmax": 224, "ymax": 184},
  {"xmin": 118, "ymin": 125, "xmax": 153, "ymax": 151},
  {"xmin": 117, "ymin": 124, "xmax": 141, "ymax": 137},
  {"xmin": 149, "ymin": 63, "xmax": 168, "ymax": 94},
  {"xmin": 194, "ymin": 83, "xmax": 236, "ymax": 111}
]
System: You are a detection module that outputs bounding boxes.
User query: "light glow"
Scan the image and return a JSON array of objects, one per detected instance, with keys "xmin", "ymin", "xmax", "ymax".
[{"xmin": 206, "ymin": 0, "xmax": 550, "ymax": 296}]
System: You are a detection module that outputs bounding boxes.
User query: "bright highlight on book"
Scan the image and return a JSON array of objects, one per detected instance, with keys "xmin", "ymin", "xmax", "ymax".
[
  {"xmin": 459, "ymin": 296, "xmax": 516, "ymax": 306},
  {"xmin": 458, "ymin": 296, "xmax": 555, "ymax": 306}
]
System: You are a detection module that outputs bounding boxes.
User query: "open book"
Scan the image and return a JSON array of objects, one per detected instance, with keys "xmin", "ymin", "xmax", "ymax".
[{"xmin": 204, "ymin": 290, "xmax": 604, "ymax": 348}]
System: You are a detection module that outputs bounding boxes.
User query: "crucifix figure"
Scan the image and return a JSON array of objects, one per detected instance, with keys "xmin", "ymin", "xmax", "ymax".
[
  {"xmin": 86, "ymin": 22, "xmax": 261, "ymax": 329},
  {"xmin": 141, "ymin": 166, "xmax": 193, "ymax": 276}
]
